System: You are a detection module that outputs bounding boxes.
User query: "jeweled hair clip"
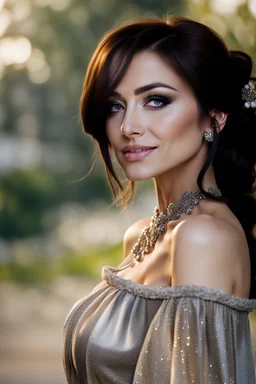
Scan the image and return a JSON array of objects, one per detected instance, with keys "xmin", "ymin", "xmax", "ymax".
[{"xmin": 242, "ymin": 80, "xmax": 256, "ymax": 109}]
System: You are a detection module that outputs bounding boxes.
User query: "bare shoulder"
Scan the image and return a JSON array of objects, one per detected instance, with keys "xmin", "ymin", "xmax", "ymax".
[
  {"xmin": 171, "ymin": 214, "xmax": 250, "ymax": 295},
  {"xmin": 172, "ymin": 213, "xmax": 247, "ymax": 247},
  {"xmin": 123, "ymin": 217, "xmax": 150, "ymax": 259}
]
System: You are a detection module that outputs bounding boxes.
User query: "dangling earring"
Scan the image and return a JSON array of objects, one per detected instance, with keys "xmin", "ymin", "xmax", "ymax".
[{"xmin": 203, "ymin": 131, "xmax": 213, "ymax": 142}]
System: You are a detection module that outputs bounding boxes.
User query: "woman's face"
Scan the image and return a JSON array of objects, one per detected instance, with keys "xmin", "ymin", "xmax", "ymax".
[{"xmin": 105, "ymin": 51, "xmax": 209, "ymax": 181}]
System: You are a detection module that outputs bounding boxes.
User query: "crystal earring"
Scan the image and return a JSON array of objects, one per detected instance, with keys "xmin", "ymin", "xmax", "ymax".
[
  {"xmin": 242, "ymin": 80, "xmax": 256, "ymax": 109},
  {"xmin": 203, "ymin": 131, "xmax": 213, "ymax": 142}
]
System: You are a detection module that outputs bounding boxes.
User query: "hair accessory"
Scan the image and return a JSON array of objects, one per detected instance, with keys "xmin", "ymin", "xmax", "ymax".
[
  {"xmin": 130, "ymin": 187, "xmax": 222, "ymax": 264},
  {"xmin": 242, "ymin": 80, "xmax": 256, "ymax": 109},
  {"xmin": 203, "ymin": 131, "xmax": 213, "ymax": 142}
]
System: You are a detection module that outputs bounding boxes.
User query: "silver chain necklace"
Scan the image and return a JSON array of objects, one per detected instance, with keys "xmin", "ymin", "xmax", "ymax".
[{"xmin": 131, "ymin": 186, "xmax": 222, "ymax": 263}]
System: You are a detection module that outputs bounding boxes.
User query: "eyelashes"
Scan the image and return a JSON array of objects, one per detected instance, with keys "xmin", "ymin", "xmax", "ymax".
[
  {"xmin": 105, "ymin": 94, "xmax": 172, "ymax": 116},
  {"xmin": 106, "ymin": 101, "xmax": 124, "ymax": 114},
  {"xmin": 143, "ymin": 95, "xmax": 172, "ymax": 109}
]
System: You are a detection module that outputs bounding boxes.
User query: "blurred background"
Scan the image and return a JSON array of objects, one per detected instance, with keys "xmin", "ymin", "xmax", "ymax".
[{"xmin": 0, "ymin": 0, "xmax": 256, "ymax": 383}]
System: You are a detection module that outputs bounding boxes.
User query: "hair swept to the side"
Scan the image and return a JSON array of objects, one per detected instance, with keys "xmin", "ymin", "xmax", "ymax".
[{"xmin": 80, "ymin": 16, "xmax": 256, "ymax": 297}]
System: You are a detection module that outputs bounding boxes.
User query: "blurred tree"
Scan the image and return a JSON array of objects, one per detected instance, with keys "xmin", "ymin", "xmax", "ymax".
[
  {"xmin": 0, "ymin": 167, "xmax": 58, "ymax": 238},
  {"xmin": 0, "ymin": 0, "xmax": 185, "ymax": 239}
]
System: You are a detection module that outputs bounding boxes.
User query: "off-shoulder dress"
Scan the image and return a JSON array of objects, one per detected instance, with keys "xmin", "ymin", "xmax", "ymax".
[{"xmin": 63, "ymin": 256, "xmax": 256, "ymax": 384}]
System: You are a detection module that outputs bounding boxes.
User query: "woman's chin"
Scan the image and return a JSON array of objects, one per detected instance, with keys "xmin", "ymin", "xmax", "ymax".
[{"xmin": 125, "ymin": 172, "xmax": 153, "ymax": 182}]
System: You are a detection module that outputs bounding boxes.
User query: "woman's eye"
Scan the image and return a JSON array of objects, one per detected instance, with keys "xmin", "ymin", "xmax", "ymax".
[
  {"xmin": 107, "ymin": 102, "xmax": 124, "ymax": 114},
  {"xmin": 144, "ymin": 95, "xmax": 172, "ymax": 109}
]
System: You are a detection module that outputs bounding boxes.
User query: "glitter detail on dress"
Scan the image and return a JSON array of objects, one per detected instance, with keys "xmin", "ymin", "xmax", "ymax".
[{"xmin": 63, "ymin": 265, "xmax": 256, "ymax": 384}]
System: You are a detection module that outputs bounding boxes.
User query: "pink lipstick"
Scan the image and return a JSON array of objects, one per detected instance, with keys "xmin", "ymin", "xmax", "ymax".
[{"xmin": 122, "ymin": 145, "xmax": 157, "ymax": 161}]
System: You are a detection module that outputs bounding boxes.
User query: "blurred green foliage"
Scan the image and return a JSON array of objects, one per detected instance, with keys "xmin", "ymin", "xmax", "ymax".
[
  {"xmin": 60, "ymin": 242, "xmax": 122, "ymax": 278},
  {"xmin": 0, "ymin": 167, "xmax": 58, "ymax": 238},
  {"xmin": 0, "ymin": 242, "xmax": 122, "ymax": 286},
  {"xmin": 0, "ymin": 165, "xmax": 111, "ymax": 239}
]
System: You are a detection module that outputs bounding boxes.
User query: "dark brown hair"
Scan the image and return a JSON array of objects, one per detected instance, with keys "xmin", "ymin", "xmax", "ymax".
[{"xmin": 80, "ymin": 16, "xmax": 256, "ymax": 297}]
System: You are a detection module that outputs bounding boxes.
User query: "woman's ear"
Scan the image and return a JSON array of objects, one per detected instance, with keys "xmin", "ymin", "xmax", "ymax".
[{"xmin": 210, "ymin": 109, "xmax": 228, "ymax": 133}]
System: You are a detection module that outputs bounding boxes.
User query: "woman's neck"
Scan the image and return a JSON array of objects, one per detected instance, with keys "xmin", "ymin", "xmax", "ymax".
[{"xmin": 153, "ymin": 164, "xmax": 218, "ymax": 213}]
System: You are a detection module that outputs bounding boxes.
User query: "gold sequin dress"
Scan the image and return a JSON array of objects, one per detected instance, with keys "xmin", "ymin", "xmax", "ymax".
[{"xmin": 63, "ymin": 258, "xmax": 256, "ymax": 384}]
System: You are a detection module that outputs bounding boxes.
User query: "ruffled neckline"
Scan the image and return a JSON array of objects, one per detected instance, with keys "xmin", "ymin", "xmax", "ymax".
[{"xmin": 102, "ymin": 265, "xmax": 256, "ymax": 311}]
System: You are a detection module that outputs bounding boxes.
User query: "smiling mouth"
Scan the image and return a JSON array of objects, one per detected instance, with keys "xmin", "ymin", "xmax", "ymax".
[
  {"xmin": 125, "ymin": 148, "xmax": 154, "ymax": 153},
  {"xmin": 123, "ymin": 147, "xmax": 157, "ymax": 161}
]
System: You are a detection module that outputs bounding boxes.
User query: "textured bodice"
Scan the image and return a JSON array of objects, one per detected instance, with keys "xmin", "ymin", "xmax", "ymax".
[{"xmin": 63, "ymin": 264, "xmax": 256, "ymax": 384}]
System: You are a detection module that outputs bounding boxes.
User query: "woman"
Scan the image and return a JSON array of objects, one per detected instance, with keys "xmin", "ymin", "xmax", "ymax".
[{"xmin": 63, "ymin": 16, "xmax": 256, "ymax": 383}]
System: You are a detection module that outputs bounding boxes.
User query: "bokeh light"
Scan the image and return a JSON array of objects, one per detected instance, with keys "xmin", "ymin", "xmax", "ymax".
[
  {"xmin": 12, "ymin": 0, "xmax": 32, "ymax": 22},
  {"xmin": 33, "ymin": 0, "xmax": 70, "ymax": 10},
  {"xmin": 0, "ymin": 36, "xmax": 31, "ymax": 65},
  {"xmin": 50, "ymin": 0, "xmax": 70, "ymax": 11},
  {"xmin": 0, "ymin": 0, "xmax": 6, "ymax": 10},
  {"xmin": 249, "ymin": 0, "xmax": 256, "ymax": 17},
  {"xmin": 210, "ymin": 0, "xmax": 246, "ymax": 15},
  {"xmin": 28, "ymin": 62, "xmax": 51, "ymax": 83},
  {"xmin": 0, "ymin": 8, "xmax": 11, "ymax": 37},
  {"xmin": 26, "ymin": 48, "xmax": 46, "ymax": 72}
]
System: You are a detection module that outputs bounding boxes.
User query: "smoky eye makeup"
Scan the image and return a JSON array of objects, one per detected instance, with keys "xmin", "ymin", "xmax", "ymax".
[
  {"xmin": 105, "ymin": 92, "xmax": 173, "ymax": 115},
  {"xmin": 105, "ymin": 100, "xmax": 125, "ymax": 115},
  {"xmin": 143, "ymin": 94, "xmax": 173, "ymax": 108}
]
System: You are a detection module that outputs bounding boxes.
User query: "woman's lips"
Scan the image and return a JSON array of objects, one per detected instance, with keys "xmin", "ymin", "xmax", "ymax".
[{"xmin": 122, "ymin": 146, "xmax": 157, "ymax": 161}]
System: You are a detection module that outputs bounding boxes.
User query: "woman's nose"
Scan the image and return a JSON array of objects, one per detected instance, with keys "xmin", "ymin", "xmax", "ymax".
[{"xmin": 120, "ymin": 108, "xmax": 145, "ymax": 137}]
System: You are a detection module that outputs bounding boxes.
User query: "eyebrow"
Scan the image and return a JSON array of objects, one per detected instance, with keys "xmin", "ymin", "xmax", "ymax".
[
  {"xmin": 110, "ymin": 82, "xmax": 178, "ymax": 98},
  {"xmin": 134, "ymin": 82, "xmax": 178, "ymax": 95}
]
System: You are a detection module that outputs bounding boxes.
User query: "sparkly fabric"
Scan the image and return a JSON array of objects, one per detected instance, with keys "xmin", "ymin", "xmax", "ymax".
[{"xmin": 63, "ymin": 264, "xmax": 256, "ymax": 384}]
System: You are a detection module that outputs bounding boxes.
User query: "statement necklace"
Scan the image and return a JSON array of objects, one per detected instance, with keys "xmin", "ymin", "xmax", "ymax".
[{"xmin": 131, "ymin": 186, "xmax": 222, "ymax": 263}]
